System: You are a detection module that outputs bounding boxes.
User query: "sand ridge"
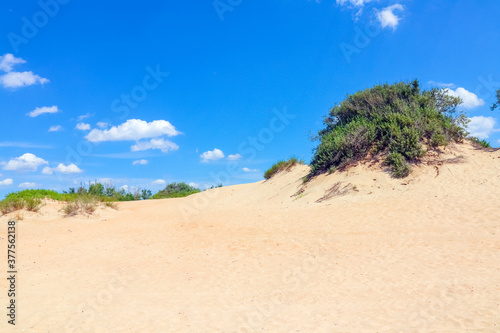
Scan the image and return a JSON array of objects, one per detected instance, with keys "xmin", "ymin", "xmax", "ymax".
[{"xmin": 0, "ymin": 142, "xmax": 499, "ymax": 332}]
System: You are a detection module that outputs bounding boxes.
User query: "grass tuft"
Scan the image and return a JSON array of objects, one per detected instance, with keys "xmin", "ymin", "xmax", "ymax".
[{"xmin": 264, "ymin": 157, "xmax": 305, "ymax": 180}]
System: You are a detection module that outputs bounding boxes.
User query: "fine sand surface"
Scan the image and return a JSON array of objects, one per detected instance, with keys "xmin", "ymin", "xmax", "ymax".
[{"xmin": 1, "ymin": 142, "xmax": 499, "ymax": 332}]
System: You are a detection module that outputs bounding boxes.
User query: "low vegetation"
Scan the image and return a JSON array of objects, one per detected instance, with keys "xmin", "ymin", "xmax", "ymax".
[
  {"xmin": 0, "ymin": 197, "xmax": 43, "ymax": 215},
  {"xmin": 309, "ymin": 80, "xmax": 469, "ymax": 178},
  {"xmin": 0, "ymin": 180, "xmax": 205, "ymax": 217},
  {"xmin": 0, "ymin": 183, "xmax": 147, "ymax": 217},
  {"xmin": 469, "ymin": 136, "xmax": 491, "ymax": 148},
  {"xmin": 151, "ymin": 182, "xmax": 200, "ymax": 199},
  {"xmin": 264, "ymin": 157, "xmax": 305, "ymax": 180}
]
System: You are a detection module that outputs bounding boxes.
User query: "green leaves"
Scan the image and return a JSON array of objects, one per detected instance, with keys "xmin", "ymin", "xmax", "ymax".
[{"xmin": 310, "ymin": 80, "xmax": 466, "ymax": 178}]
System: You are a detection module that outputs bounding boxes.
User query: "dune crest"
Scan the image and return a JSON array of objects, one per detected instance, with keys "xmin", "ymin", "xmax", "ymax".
[{"xmin": 1, "ymin": 141, "xmax": 499, "ymax": 332}]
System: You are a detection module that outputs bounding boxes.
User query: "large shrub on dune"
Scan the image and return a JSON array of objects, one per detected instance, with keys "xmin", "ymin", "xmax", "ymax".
[{"xmin": 310, "ymin": 80, "xmax": 468, "ymax": 178}]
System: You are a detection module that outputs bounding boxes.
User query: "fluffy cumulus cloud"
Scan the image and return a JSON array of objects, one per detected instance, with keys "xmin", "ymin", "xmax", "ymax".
[
  {"xmin": 19, "ymin": 182, "xmax": 36, "ymax": 188},
  {"xmin": 188, "ymin": 182, "xmax": 200, "ymax": 188},
  {"xmin": 48, "ymin": 125, "xmax": 63, "ymax": 132},
  {"xmin": 242, "ymin": 167, "xmax": 259, "ymax": 172},
  {"xmin": 42, "ymin": 163, "xmax": 83, "ymax": 175},
  {"xmin": 86, "ymin": 119, "xmax": 180, "ymax": 142},
  {"xmin": 130, "ymin": 138, "xmax": 179, "ymax": 153},
  {"xmin": 0, "ymin": 71, "xmax": 49, "ymax": 88},
  {"xmin": 152, "ymin": 179, "xmax": 166, "ymax": 185},
  {"xmin": 96, "ymin": 122, "xmax": 108, "ymax": 128},
  {"xmin": 0, "ymin": 53, "xmax": 49, "ymax": 89},
  {"xmin": 445, "ymin": 87, "xmax": 485, "ymax": 109},
  {"xmin": 132, "ymin": 159, "xmax": 148, "ymax": 165},
  {"xmin": 76, "ymin": 123, "xmax": 91, "ymax": 131},
  {"xmin": 0, "ymin": 178, "xmax": 13, "ymax": 186},
  {"xmin": 200, "ymin": 148, "xmax": 225, "ymax": 163},
  {"xmin": 28, "ymin": 106, "xmax": 60, "ymax": 117},
  {"xmin": 468, "ymin": 116, "xmax": 497, "ymax": 139},
  {"xmin": 0, "ymin": 53, "xmax": 26, "ymax": 72},
  {"xmin": 1, "ymin": 153, "xmax": 48, "ymax": 171},
  {"xmin": 227, "ymin": 154, "xmax": 242, "ymax": 161},
  {"xmin": 377, "ymin": 4, "xmax": 404, "ymax": 30}
]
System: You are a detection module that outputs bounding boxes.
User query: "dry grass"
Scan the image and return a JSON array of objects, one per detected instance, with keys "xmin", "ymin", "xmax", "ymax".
[{"xmin": 316, "ymin": 182, "xmax": 354, "ymax": 203}]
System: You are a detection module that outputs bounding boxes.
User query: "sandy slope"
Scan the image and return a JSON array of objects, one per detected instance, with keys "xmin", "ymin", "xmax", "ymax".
[{"xmin": 1, "ymin": 142, "xmax": 499, "ymax": 332}]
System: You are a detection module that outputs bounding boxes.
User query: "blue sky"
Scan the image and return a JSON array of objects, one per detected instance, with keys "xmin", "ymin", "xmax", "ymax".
[{"xmin": 0, "ymin": 0, "xmax": 499, "ymax": 197}]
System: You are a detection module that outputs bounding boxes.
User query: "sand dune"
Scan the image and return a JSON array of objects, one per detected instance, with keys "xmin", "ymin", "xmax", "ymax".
[{"xmin": 1, "ymin": 142, "xmax": 499, "ymax": 332}]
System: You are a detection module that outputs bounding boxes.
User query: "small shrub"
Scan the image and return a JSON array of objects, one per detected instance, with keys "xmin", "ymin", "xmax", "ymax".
[
  {"xmin": 469, "ymin": 136, "xmax": 491, "ymax": 148},
  {"xmin": 25, "ymin": 198, "xmax": 43, "ymax": 212},
  {"xmin": 105, "ymin": 201, "xmax": 118, "ymax": 210},
  {"xmin": 386, "ymin": 152, "xmax": 411, "ymax": 178},
  {"xmin": 62, "ymin": 202, "xmax": 79, "ymax": 217},
  {"xmin": 0, "ymin": 198, "xmax": 26, "ymax": 215},
  {"xmin": 264, "ymin": 157, "xmax": 305, "ymax": 180},
  {"xmin": 151, "ymin": 182, "xmax": 201, "ymax": 199},
  {"xmin": 79, "ymin": 197, "xmax": 98, "ymax": 214}
]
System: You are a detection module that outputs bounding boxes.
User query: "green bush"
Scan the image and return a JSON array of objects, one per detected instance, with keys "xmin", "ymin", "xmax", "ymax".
[
  {"xmin": 24, "ymin": 198, "xmax": 43, "ymax": 212},
  {"xmin": 151, "ymin": 182, "xmax": 200, "ymax": 199},
  {"xmin": 385, "ymin": 152, "xmax": 411, "ymax": 178},
  {"xmin": 310, "ymin": 80, "xmax": 468, "ymax": 178},
  {"xmin": 469, "ymin": 136, "xmax": 491, "ymax": 148},
  {"xmin": 264, "ymin": 157, "xmax": 305, "ymax": 180}
]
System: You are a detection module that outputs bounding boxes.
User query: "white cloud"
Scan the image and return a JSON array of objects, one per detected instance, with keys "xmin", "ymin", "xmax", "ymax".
[
  {"xmin": 1, "ymin": 153, "xmax": 48, "ymax": 171},
  {"xmin": 152, "ymin": 179, "xmax": 166, "ymax": 185},
  {"xmin": 96, "ymin": 122, "xmax": 108, "ymax": 128},
  {"xmin": 0, "ymin": 53, "xmax": 49, "ymax": 89},
  {"xmin": 86, "ymin": 119, "xmax": 180, "ymax": 142},
  {"xmin": 243, "ymin": 167, "xmax": 259, "ymax": 172},
  {"xmin": 130, "ymin": 138, "xmax": 179, "ymax": 153},
  {"xmin": 200, "ymin": 148, "xmax": 225, "ymax": 163},
  {"xmin": 120, "ymin": 185, "xmax": 129, "ymax": 192},
  {"xmin": 336, "ymin": 0, "xmax": 373, "ymax": 7},
  {"xmin": 19, "ymin": 182, "xmax": 36, "ymax": 188},
  {"xmin": 132, "ymin": 159, "xmax": 149, "ymax": 165},
  {"xmin": 0, "ymin": 71, "xmax": 49, "ymax": 88},
  {"xmin": 445, "ymin": 87, "xmax": 485, "ymax": 109},
  {"xmin": 468, "ymin": 116, "xmax": 497, "ymax": 139},
  {"xmin": 48, "ymin": 125, "xmax": 63, "ymax": 132},
  {"xmin": 0, "ymin": 178, "xmax": 13, "ymax": 186},
  {"xmin": 377, "ymin": 4, "xmax": 404, "ymax": 30},
  {"xmin": 227, "ymin": 153, "xmax": 242, "ymax": 161},
  {"xmin": 27, "ymin": 105, "xmax": 60, "ymax": 117},
  {"xmin": 76, "ymin": 123, "xmax": 91, "ymax": 131},
  {"xmin": 188, "ymin": 182, "xmax": 200, "ymax": 188},
  {"xmin": 427, "ymin": 81, "xmax": 455, "ymax": 88},
  {"xmin": 42, "ymin": 163, "xmax": 83, "ymax": 175},
  {"xmin": 0, "ymin": 53, "xmax": 26, "ymax": 72},
  {"xmin": 77, "ymin": 113, "xmax": 93, "ymax": 121}
]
